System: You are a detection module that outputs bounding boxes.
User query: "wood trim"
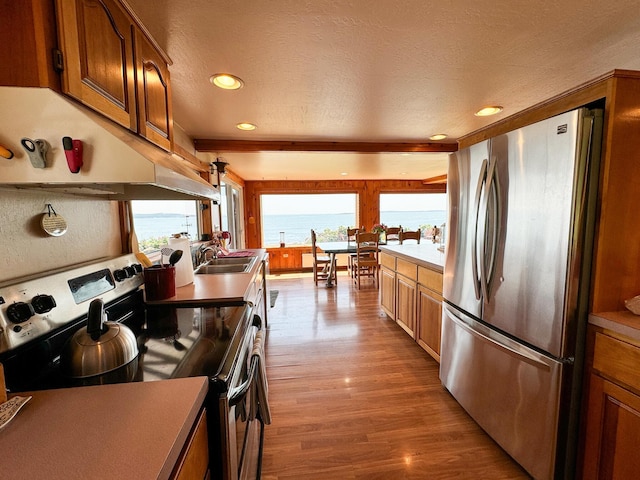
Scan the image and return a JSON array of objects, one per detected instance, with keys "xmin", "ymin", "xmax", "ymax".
[
  {"xmin": 172, "ymin": 144, "xmax": 208, "ymax": 172},
  {"xmin": 193, "ymin": 139, "xmax": 458, "ymax": 153},
  {"xmin": 422, "ymin": 174, "xmax": 447, "ymax": 185}
]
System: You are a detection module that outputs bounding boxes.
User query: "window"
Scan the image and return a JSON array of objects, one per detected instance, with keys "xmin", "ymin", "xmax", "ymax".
[
  {"xmin": 379, "ymin": 193, "xmax": 447, "ymax": 238},
  {"xmin": 131, "ymin": 200, "xmax": 199, "ymax": 253},
  {"xmin": 261, "ymin": 194, "xmax": 357, "ymax": 246}
]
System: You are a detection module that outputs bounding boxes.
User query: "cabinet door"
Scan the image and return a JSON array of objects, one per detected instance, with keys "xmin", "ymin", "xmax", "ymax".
[
  {"xmin": 396, "ymin": 275, "xmax": 416, "ymax": 337},
  {"xmin": 417, "ymin": 285, "xmax": 442, "ymax": 362},
  {"xmin": 582, "ymin": 374, "xmax": 640, "ymax": 480},
  {"xmin": 380, "ymin": 267, "xmax": 396, "ymax": 319},
  {"xmin": 135, "ymin": 28, "xmax": 173, "ymax": 150},
  {"xmin": 56, "ymin": 0, "xmax": 137, "ymax": 130}
]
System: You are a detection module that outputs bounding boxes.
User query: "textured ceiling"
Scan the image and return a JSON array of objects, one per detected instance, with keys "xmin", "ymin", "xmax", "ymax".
[{"xmin": 126, "ymin": 0, "xmax": 640, "ymax": 180}]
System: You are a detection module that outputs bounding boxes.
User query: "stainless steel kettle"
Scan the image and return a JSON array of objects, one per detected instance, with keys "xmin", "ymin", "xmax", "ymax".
[{"xmin": 61, "ymin": 298, "xmax": 138, "ymax": 378}]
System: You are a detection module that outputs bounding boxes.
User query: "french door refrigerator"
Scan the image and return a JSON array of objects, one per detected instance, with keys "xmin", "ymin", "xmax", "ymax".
[{"xmin": 440, "ymin": 107, "xmax": 603, "ymax": 480}]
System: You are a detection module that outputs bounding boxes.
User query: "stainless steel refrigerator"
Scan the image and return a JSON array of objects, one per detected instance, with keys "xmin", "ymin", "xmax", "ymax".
[{"xmin": 440, "ymin": 107, "xmax": 603, "ymax": 480}]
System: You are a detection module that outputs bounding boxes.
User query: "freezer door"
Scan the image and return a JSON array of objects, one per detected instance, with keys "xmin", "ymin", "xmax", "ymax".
[
  {"xmin": 484, "ymin": 109, "xmax": 594, "ymax": 358},
  {"xmin": 443, "ymin": 140, "xmax": 490, "ymax": 319},
  {"xmin": 440, "ymin": 304, "xmax": 564, "ymax": 480}
]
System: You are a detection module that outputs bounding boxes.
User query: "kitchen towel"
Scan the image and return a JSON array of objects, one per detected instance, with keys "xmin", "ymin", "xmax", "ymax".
[{"xmin": 168, "ymin": 236, "xmax": 194, "ymax": 287}]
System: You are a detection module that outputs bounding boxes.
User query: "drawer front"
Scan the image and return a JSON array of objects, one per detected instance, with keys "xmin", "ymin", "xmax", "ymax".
[
  {"xmin": 418, "ymin": 266, "xmax": 443, "ymax": 294},
  {"xmin": 380, "ymin": 252, "xmax": 396, "ymax": 270},
  {"xmin": 593, "ymin": 332, "xmax": 640, "ymax": 394},
  {"xmin": 396, "ymin": 258, "xmax": 417, "ymax": 280}
]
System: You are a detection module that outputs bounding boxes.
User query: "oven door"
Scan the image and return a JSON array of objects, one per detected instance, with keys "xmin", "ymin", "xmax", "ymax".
[{"xmin": 218, "ymin": 312, "xmax": 267, "ymax": 480}]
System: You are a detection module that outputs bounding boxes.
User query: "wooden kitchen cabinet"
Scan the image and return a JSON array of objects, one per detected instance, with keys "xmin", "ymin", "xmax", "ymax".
[
  {"xmin": 581, "ymin": 326, "xmax": 640, "ymax": 479},
  {"xmin": 172, "ymin": 408, "xmax": 210, "ymax": 480},
  {"xmin": 396, "ymin": 258, "xmax": 417, "ymax": 337},
  {"xmin": 134, "ymin": 28, "xmax": 173, "ymax": 150},
  {"xmin": 56, "ymin": 0, "xmax": 138, "ymax": 131},
  {"xmin": 380, "ymin": 252, "xmax": 396, "ymax": 320},
  {"xmin": 417, "ymin": 266, "xmax": 443, "ymax": 362},
  {"xmin": 55, "ymin": 0, "xmax": 173, "ymax": 150}
]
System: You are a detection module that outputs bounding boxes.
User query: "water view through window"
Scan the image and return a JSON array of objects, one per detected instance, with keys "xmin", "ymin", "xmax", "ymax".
[
  {"xmin": 131, "ymin": 200, "xmax": 198, "ymax": 253},
  {"xmin": 260, "ymin": 193, "xmax": 447, "ymax": 247},
  {"xmin": 261, "ymin": 194, "xmax": 357, "ymax": 246}
]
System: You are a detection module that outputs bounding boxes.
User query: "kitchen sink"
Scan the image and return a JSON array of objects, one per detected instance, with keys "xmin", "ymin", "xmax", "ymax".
[
  {"xmin": 195, "ymin": 264, "xmax": 249, "ymax": 274},
  {"xmin": 206, "ymin": 257, "xmax": 254, "ymax": 265}
]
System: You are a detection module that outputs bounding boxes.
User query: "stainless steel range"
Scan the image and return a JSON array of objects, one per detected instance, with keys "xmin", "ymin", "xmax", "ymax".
[{"xmin": 0, "ymin": 254, "xmax": 269, "ymax": 480}]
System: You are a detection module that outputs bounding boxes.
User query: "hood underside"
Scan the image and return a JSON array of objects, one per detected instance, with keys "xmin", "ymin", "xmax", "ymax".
[{"xmin": 0, "ymin": 87, "xmax": 220, "ymax": 201}]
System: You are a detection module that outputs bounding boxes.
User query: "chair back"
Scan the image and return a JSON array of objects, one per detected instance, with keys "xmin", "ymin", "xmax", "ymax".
[
  {"xmin": 399, "ymin": 229, "xmax": 421, "ymax": 244},
  {"xmin": 385, "ymin": 226, "xmax": 402, "ymax": 242},
  {"xmin": 356, "ymin": 232, "xmax": 379, "ymax": 257},
  {"xmin": 346, "ymin": 227, "xmax": 361, "ymax": 244},
  {"xmin": 311, "ymin": 229, "xmax": 320, "ymax": 260}
]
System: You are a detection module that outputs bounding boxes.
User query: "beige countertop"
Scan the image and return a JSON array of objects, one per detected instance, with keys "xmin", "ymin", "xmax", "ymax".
[
  {"xmin": 146, "ymin": 249, "xmax": 267, "ymax": 305},
  {"xmin": 1, "ymin": 377, "xmax": 208, "ymax": 480},
  {"xmin": 589, "ymin": 310, "xmax": 640, "ymax": 342},
  {"xmin": 379, "ymin": 243, "xmax": 445, "ymax": 272}
]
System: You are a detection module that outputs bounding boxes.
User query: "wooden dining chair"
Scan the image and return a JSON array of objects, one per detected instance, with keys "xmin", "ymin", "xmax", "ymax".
[
  {"xmin": 311, "ymin": 229, "xmax": 336, "ymax": 286},
  {"xmin": 399, "ymin": 229, "xmax": 421, "ymax": 244},
  {"xmin": 352, "ymin": 232, "xmax": 379, "ymax": 289},
  {"xmin": 385, "ymin": 226, "xmax": 402, "ymax": 243},
  {"xmin": 347, "ymin": 226, "xmax": 364, "ymax": 278}
]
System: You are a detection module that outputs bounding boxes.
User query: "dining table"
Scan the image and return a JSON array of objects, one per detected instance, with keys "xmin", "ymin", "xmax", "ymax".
[{"xmin": 316, "ymin": 241, "xmax": 356, "ymax": 287}]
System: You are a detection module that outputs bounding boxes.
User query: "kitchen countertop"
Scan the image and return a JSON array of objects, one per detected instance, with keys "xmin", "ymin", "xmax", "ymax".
[
  {"xmin": 0, "ymin": 376, "xmax": 208, "ymax": 480},
  {"xmin": 589, "ymin": 310, "xmax": 640, "ymax": 342},
  {"xmin": 379, "ymin": 243, "xmax": 445, "ymax": 272},
  {"xmin": 146, "ymin": 249, "xmax": 267, "ymax": 305}
]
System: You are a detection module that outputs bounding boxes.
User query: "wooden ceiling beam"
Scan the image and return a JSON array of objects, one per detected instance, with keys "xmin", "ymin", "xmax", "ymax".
[
  {"xmin": 193, "ymin": 139, "xmax": 458, "ymax": 153},
  {"xmin": 422, "ymin": 174, "xmax": 448, "ymax": 184}
]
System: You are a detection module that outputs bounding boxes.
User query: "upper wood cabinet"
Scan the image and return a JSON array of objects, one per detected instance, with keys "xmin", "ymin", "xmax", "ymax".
[
  {"xmin": 55, "ymin": 0, "xmax": 172, "ymax": 150},
  {"xmin": 56, "ymin": 0, "xmax": 137, "ymax": 131},
  {"xmin": 134, "ymin": 28, "xmax": 173, "ymax": 150}
]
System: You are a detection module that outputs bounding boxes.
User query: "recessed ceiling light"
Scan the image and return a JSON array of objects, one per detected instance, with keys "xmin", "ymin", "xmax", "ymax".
[
  {"xmin": 475, "ymin": 106, "xmax": 503, "ymax": 117},
  {"xmin": 210, "ymin": 73, "xmax": 244, "ymax": 90},
  {"xmin": 429, "ymin": 134, "xmax": 448, "ymax": 140},
  {"xmin": 340, "ymin": 172, "xmax": 348, "ymax": 176},
  {"xmin": 236, "ymin": 122, "xmax": 257, "ymax": 131}
]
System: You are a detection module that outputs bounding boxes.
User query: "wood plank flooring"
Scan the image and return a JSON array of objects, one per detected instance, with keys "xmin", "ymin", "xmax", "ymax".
[{"xmin": 261, "ymin": 272, "xmax": 530, "ymax": 479}]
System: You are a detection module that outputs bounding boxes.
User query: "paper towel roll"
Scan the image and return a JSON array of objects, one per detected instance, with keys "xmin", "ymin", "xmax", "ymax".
[{"xmin": 168, "ymin": 236, "xmax": 194, "ymax": 287}]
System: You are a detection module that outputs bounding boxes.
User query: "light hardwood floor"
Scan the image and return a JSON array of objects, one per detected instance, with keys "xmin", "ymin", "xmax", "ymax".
[{"xmin": 261, "ymin": 272, "xmax": 530, "ymax": 479}]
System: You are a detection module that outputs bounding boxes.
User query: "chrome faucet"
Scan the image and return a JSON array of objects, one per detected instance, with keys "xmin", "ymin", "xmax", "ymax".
[{"xmin": 196, "ymin": 245, "xmax": 221, "ymax": 265}]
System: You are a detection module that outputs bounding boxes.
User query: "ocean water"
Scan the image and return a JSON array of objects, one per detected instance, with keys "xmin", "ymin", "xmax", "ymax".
[{"xmin": 134, "ymin": 211, "xmax": 447, "ymax": 247}]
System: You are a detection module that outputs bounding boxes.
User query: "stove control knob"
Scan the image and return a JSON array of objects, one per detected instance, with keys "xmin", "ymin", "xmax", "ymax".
[
  {"xmin": 132, "ymin": 263, "xmax": 143, "ymax": 274},
  {"xmin": 123, "ymin": 266, "xmax": 135, "ymax": 278},
  {"xmin": 113, "ymin": 269, "xmax": 127, "ymax": 282},
  {"xmin": 31, "ymin": 294, "xmax": 56, "ymax": 314},
  {"xmin": 6, "ymin": 302, "xmax": 34, "ymax": 323}
]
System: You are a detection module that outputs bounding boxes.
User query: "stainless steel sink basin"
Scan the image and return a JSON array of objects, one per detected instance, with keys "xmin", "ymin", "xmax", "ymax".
[
  {"xmin": 206, "ymin": 257, "xmax": 254, "ymax": 265},
  {"xmin": 195, "ymin": 264, "xmax": 248, "ymax": 274}
]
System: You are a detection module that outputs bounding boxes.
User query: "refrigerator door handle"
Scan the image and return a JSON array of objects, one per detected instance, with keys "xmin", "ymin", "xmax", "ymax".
[
  {"xmin": 445, "ymin": 307, "xmax": 553, "ymax": 372},
  {"xmin": 480, "ymin": 155, "xmax": 500, "ymax": 302},
  {"xmin": 471, "ymin": 158, "xmax": 488, "ymax": 300}
]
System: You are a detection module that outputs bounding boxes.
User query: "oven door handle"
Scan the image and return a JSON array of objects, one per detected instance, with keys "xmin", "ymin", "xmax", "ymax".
[{"xmin": 228, "ymin": 355, "xmax": 258, "ymax": 406}]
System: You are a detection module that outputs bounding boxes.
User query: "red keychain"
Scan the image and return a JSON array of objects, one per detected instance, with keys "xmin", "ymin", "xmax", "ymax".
[{"xmin": 62, "ymin": 136, "xmax": 83, "ymax": 173}]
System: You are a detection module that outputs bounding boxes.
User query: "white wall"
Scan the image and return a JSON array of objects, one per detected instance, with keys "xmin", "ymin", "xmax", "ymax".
[{"xmin": 0, "ymin": 187, "xmax": 121, "ymax": 283}]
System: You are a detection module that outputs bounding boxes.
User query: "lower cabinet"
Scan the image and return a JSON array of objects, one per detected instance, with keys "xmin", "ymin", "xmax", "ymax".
[
  {"xmin": 172, "ymin": 408, "xmax": 210, "ymax": 480},
  {"xmin": 417, "ymin": 284, "xmax": 442, "ymax": 362},
  {"xmin": 396, "ymin": 258, "xmax": 417, "ymax": 337},
  {"xmin": 581, "ymin": 326, "xmax": 640, "ymax": 480},
  {"xmin": 380, "ymin": 264, "xmax": 396, "ymax": 319},
  {"xmin": 379, "ymin": 251, "xmax": 443, "ymax": 362}
]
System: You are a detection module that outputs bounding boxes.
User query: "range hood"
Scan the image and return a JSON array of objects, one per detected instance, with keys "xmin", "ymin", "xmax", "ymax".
[{"xmin": 0, "ymin": 87, "xmax": 220, "ymax": 201}]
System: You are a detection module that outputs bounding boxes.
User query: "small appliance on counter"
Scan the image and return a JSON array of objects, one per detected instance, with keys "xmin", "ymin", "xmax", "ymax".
[{"xmin": 168, "ymin": 234, "xmax": 194, "ymax": 287}]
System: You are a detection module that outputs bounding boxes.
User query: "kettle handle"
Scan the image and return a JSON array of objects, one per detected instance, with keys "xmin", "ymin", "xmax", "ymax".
[{"xmin": 87, "ymin": 299, "xmax": 107, "ymax": 341}]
